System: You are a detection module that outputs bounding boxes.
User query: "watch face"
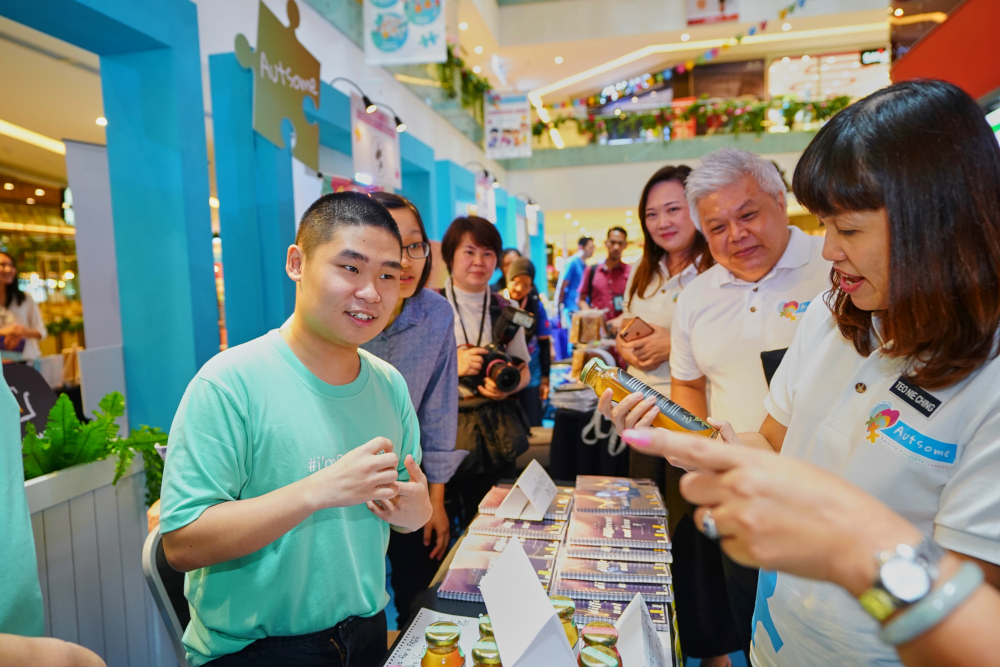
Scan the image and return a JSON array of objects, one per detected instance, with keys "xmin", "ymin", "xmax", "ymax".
[{"xmin": 882, "ymin": 558, "xmax": 932, "ymax": 602}]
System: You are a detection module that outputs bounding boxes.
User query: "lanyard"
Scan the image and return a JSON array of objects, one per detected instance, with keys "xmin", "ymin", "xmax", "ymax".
[{"xmin": 450, "ymin": 283, "xmax": 488, "ymax": 347}]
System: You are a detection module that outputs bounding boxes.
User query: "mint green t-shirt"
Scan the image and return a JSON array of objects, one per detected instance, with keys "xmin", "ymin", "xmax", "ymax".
[
  {"xmin": 159, "ymin": 330, "xmax": 421, "ymax": 666},
  {"xmin": 0, "ymin": 371, "xmax": 44, "ymax": 636}
]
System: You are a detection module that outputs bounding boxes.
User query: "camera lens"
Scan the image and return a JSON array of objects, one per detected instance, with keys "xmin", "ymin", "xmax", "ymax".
[{"xmin": 486, "ymin": 359, "xmax": 521, "ymax": 393}]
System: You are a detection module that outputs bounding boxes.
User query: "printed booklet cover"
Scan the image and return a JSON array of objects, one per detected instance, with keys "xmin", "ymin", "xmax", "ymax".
[
  {"xmin": 468, "ymin": 514, "xmax": 568, "ymax": 542},
  {"xmin": 553, "ymin": 575, "xmax": 673, "ymax": 602},
  {"xmin": 478, "ymin": 484, "xmax": 574, "ymax": 521},
  {"xmin": 573, "ymin": 483, "xmax": 666, "ymax": 516},
  {"xmin": 437, "ymin": 549, "xmax": 555, "ymax": 602},
  {"xmin": 573, "ymin": 598, "xmax": 669, "ymax": 631},
  {"xmin": 557, "ymin": 556, "xmax": 671, "ymax": 583},
  {"xmin": 457, "ymin": 533, "xmax": 561, "ymax": 559},
  {"xmin": 564, "ymin": 544, "xmax": 672, "ymax": 564},
  {"xmin": 568, "ymin": 513, "xmax": 669, "ymax": 548}
]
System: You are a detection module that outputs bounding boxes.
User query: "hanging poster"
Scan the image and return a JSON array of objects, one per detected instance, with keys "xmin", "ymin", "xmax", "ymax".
[
  {"xmin": 364, "ymin": 0, "xmax": 447, "ymax": 66},
  {"xmin": 485, "ymin": 93, "xmax": 532, "ymax": 159},
  {"xmin": 686, "ymin": 0, "xmax": 739, "ymax": 25},
  {"xmin": 474, "ymin": 172, "xmax": 497, "ymax": 223},
  {"xmin": 350, "ymin": 94, "xmax": 402, "ymax": 190}
]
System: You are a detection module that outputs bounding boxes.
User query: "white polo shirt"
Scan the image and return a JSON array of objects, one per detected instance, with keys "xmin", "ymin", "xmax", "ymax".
[
  {"xmin": 752, "ymin": 300, "xmax": 1000, "ymax": 666},
  {"xmin": 620, "ymin": 258, "xmax": 700, "ymax": 393},
  {"xmin": 670, "ymin": 226, "xmax": 831, "ymax": 432}
]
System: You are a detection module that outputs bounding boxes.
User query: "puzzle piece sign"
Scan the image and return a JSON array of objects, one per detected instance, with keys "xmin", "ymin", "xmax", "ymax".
[
  {"xmin": 363, "ymin": 0, "xmax": 447, "ymax": 66},
  {"xmin": 236, "ymin": 0, "xmax": 320, "ymax": 171}
]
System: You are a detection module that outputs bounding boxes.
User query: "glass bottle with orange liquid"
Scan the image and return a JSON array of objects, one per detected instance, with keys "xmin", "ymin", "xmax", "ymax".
[
  {"xmin": 580, "ymin": 358, "xmax": 717, "ymax": 437},
  {"xmin": 421, "ymin": 621, "xmax": 466, "ymax": 667},
  {"xmin": 550, "ymin": 595, "xmax": 580, "ymax": 651},
  {"xmin": 471, "ymin": 640, "xmax": 502, "ymax": 667},
  {"xmin": 578, "ymin": 645, "xmax": 621, "ymax": 667},
  {"xmin": 580, "ymin": 622, "xmax": 622, "ymax": 664}
]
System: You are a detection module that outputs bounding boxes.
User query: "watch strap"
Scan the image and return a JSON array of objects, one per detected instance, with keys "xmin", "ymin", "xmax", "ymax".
[
  {"xmin": 879, "ymin": 561, "xmax": 984, "ymax": 645},
  {"xmin": 858, "ymin": 536, "xmax": 945, "ymax": 622}
]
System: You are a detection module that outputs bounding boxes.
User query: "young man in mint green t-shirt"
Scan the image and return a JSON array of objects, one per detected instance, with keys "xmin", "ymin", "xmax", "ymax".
[{"xmin": 159, "ymin": 192, "xmax": 432, "ymax": 667}]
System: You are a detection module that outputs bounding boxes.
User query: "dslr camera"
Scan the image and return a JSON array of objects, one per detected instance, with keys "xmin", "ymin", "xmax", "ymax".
[{"xmin": 462, "ymin": 305, "xmax": 535, "ymax": 395}]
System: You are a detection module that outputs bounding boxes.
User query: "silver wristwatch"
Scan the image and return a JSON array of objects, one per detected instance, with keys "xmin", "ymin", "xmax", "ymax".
[{"xmin": 858, "ymin": 535, "xmax": 945, "ymax": 621}]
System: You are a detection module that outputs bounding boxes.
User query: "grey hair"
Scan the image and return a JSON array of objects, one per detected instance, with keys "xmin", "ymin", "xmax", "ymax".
[{"xmin": 685, "ymin": 148, "xmax": 787, "ymax": 230}]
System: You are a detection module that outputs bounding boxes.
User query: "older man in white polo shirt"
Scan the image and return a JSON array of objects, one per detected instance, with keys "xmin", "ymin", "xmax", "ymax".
[{"xmin": 674, "ymin": 149, "xmax": 831, "ymax": 658}]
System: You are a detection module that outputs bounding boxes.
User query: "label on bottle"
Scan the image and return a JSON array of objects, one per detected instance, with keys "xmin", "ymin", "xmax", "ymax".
[{"xmin": 615, "ymin": 369, "xmax": 714, "ymax": 434}]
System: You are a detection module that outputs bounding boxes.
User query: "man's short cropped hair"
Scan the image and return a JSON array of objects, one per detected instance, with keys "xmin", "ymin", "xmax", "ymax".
[
  {"xmin": 578, "ymin": 236, "xmax": 594, "ymax": 248},
  {"xmin": 441, "ymin": 216, "xmax": 503, "ymax": 273},
  {"xmin": 685, "ymin": 148, "xmax": 787, "ymax": 230},
  {"xmin": 607, "ymin": 227, "xmax": 627, "ymax": 239},
  {"xmin": 295, "ymin": 191, "xmax": 401, "ymax": 256}
]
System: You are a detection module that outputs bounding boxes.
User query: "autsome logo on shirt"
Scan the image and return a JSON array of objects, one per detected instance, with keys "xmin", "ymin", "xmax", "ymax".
[
  {"xmin": 775, "ymin": 300, "xmax": 810, "ymax": 321},
  {"xmin": 864, "ymin": 401, "xmax": 956, "ymax": 467}
]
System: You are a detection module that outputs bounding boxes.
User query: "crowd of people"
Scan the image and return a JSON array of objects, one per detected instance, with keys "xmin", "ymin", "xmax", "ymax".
[{"xmin": 1, "ymin": 79, "xmax": 999, "ymax": 667}]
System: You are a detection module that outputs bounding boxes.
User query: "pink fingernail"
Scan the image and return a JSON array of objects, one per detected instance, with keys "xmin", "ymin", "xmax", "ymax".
[{"xmin": 622, "ymin": 429, "xmax": 652, "ymax": 447}]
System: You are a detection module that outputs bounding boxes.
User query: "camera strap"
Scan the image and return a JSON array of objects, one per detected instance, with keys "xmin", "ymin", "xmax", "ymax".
[{"xmin": 449, "ymin": 283, "xmax": 488, "ymax": 347}]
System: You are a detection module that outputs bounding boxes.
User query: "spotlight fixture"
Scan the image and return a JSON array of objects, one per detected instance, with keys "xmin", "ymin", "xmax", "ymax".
[
  {"xmin": 373, "ymin": 101, "xmax": 407, "ymax": 132},
  {"xmin": 474, "ymin": 46, "xmax": 483, "ymax": 54},
  {"xmin": 894, "ymin": 8, "xmax": 903, "ymax": 16},
  {"xmin": 463, "ymin": 162, "xmax": 498, "ymax": 188},
  {"xmin": 26, "ymin": 197, "xmax": 35, "ymax": 205},
  {"xmin": 35, "ymin": 188, "xmax": 44, "ymax": 196},
  {"xmin": 96, "ymin": 117, "xmax": 107, "ymax": 126},
  {"xmin": 473, "ymin": 66, "xmax": 481, "ymax": 74},
  {"xmin": 782, "ymin": 23, "xmax": 791, "ymax": 31},
  {"xmin": 554, "ymin": 56, "xmax": 563, "ymax": 64},
  {"xmin": 681, "ymin": 33, "xmax": 690, "ymax": 41},
  {"xmin": 330, "ymin": 77, "xmax": 377, "ymax": 113},
  {"xmin": 459, "ymin": 22, "xmax": 468, "ymax": 30},
  {"xmin": 3, "ymin": 183, "xmax": 13, "ymax": 190}
]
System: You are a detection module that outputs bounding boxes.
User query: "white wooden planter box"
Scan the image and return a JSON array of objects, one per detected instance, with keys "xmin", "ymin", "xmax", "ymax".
[{"xmin": 26, "ymin": 458, "xmax": 177, "ymax": 667}]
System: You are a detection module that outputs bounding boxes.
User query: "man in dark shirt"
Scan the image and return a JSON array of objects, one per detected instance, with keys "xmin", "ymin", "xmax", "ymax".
[{"xmin": 578, "ymin": 227, "xmax": 630, "ymax": 320}]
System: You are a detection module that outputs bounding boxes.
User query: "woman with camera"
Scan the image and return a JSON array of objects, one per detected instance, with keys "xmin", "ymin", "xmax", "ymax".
[
  {"xmin": 440, "ymin": 216, "xmax": 531, "ymax": 532},
  {"xmin": 354, "ymin": 193, "xmax": 464, "ymax": 629}
]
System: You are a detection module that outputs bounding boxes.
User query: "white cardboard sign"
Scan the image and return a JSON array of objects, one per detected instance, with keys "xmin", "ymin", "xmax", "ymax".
[
  {"xmin": 495, "ymin": 459, "xmax": 558, "ymax": 521},
  {"xmin": 616, "ymin": 594, "xmax": 668, "ymax": 667},
  {"xmin": 479, "ymin": 539, "xmax": 576, "ymax": 667},
  {"xmin": 384, "ymin": 608, "xmax": 480, "ymax": 667}
]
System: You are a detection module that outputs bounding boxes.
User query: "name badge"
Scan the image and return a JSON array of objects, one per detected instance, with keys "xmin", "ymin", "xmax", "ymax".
[{"xmin": 889, "ymin": 376, "xmax": 941, "ymax": 418}]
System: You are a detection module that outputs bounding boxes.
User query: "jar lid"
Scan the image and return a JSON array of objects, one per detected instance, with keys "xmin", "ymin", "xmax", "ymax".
[
  {"xmin": 579, "ymin": 645, "xmax": 620, "ymax": 667},
  {"xmin": 471, "ymin": 640, "xmax": 502, "ymax": 665},
  {"xmin": 550, "ymin": 595, "xmax": 576, "ymax": 619},
  {"xmin": 582, "ymin": 621, "xmax": 618, "ymax": 647},
  {"xmin": 425, "ymin": 621, "xmax": 461, "ymax": 647},
  {"xmin": 478, "ymin": 615, "xmax": 494, "ymax": 637}
]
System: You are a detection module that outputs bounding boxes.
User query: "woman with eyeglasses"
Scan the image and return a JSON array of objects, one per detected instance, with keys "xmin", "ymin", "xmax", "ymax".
[{"xmin": 361, "ymin": 192, "xmax": 465, "ymax": 630}]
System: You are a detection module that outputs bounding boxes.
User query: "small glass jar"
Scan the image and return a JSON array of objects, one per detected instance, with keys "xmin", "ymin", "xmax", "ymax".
[
  {"xmin": 478, "ymin": 615, "xmax": 494, "ymax": 641},
  {"xmin": 550, "ymin": 595, "xmax": 580, "ymax": 650},
  {"xmin": 471, "ymin": 639, "xmax": 502, "ymax": 666},
  {"xmin": 421, "ymin": 621, "xmax": 466, "ymax": 667},
  {"xmin": 581, "ymin": 622, "xmax": 622, "ymax": 664},
  {"xmin": 578, "ymin": 645, "xmax": 621, "ymax": 667}
]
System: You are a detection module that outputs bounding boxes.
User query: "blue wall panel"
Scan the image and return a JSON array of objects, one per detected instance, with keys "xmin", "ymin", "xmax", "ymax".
[{"xmin": 434, "ymin": 161, "xmax": 475, "ymax": 240}]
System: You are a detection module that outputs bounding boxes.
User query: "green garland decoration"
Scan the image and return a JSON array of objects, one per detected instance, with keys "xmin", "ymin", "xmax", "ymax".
[{"xmin": 435, "ymin": 44, "xmax": 492, "ymax": 123}]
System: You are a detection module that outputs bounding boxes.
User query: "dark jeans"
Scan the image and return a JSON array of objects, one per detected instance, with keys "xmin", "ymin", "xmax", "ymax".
[
  {"xmin": 386, "ymin": 526, "xmax": 441, "ymax": 629},
  {"xmin": 517, "ymin": 384, "xmax": 544, "ymax": 426},
  {"xmin": 209, "ymin": 611, "xmax": 386, "ymax": 667}
]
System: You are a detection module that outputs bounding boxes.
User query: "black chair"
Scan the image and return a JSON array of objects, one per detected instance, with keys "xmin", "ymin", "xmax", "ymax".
[{"xmin": 142, "ymin": 527, "xmax": 191, "ymax": 667}]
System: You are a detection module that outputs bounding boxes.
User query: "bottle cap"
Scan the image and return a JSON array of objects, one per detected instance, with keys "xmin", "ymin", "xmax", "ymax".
[
  {"xmin": 478, "ymin": 615, "xmax": 494, "ymax": 638},
  {"xmin": 581, "ymin": 621, "xmax": 618, "ymax": 648},
  {"xmin": 471, "ymin": 640, "xmax": 502, "ymax": 665},
  {"xmin": 425, "ymin": 621, "xmax": 461, "ymax": 648},
  {"xmin": 579, "ymin": 645, "xmax": 620, "ymax": 667},
  {"xmin": 580, "ymin": 357, "xmax": 607, "ymax": 383},
  {"xmin": 550, "ymin": 595, "xmax": 576, "ymax": 620}
]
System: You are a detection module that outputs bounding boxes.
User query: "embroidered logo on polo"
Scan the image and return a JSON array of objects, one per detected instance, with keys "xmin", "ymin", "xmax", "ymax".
[
  {"xmin": 865, "ymin": 400, "xmax": 956, "ymax": 467},
  {"xmin": 776, "ymin": 300, "xmax": 810, "ymax": 321},
  {"xmin": 889, "ymin": 376, "xmax": 941, "ymax": 418}
]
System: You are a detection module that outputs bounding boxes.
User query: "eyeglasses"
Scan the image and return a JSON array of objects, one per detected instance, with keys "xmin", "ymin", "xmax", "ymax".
[{"xmin": 404, "ymin": 242, "xmax": 431, "ymax": 259}]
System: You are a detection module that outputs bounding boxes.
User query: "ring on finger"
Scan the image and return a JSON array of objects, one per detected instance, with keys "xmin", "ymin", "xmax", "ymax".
[{"xmin": 701, "ymin": 508, "xmax": 721, "ymax": 541}]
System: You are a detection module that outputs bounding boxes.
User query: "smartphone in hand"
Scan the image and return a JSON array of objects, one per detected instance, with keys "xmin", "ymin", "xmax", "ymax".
[{"xmin": 619, "ymin": 316, "xmax": 654, "ymax": 342}]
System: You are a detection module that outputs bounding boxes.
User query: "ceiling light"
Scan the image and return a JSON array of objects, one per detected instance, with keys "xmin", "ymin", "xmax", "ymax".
[
  {"xmin": 626, "ymin": 217, "xmax": 633, "ymax": 224},
  {"xmin": 394, "ymin": 116, "xmax": 407, "ymax": 133},
  {"xmin": 824, "ymin": 88, "xmax": 832, "ymax": 94},
  {"xmin": 96, "ymin": 117, "xmax": 107, "ymax": 126},
  {"xmin": 580, "ymin": 227, "xmax": 587, "ymax": 233},
  {"xmin": 626, "ymin": 210, "xmax": 633, "ymax": 216},
  {"xmin": 827, "ymin": 57, "xmax": 837, "ymax": 64},
  {"xmin": 632, "ymin": 96, "xmax": 639, "ymax": 103},
  {"xmin": 35, "ymin": 188, "xmax": 44, "ymax": 196},
  {"xmin": 782, "ymin": 56, "xmax": 790, "ymax": 63},
  {"xmin": 782, "ymin": 23, "xmax": 791, "ymax": 31},
  {"xmin": 491, "ymin": 179, "xmax": 500, "ymax": 189},
  {"xmin": 209, "ymin": 196, "xmax": 220, "ymax": 209},
  {"xmin": 565, "ymin": 212, "xmax": 572, "ymax": 219},
  {"xmin": 0, "ymin": 119, "xmax": 66, "ymax": 155},
  {"xmin": 63, "ymin": 271, "xmax": 74, "ymax": 280},
  {"xmin": 572, "ymin": 220, "xmax": 579, "ymax": 226},
  {"xmin": 894, "ymin": 8, "xmax": 903, "ymax": 17},
  {"xmin": 3, "ymin": 183, "xmax": 13, "ymax": 190},
  {"xmin": 474, "ymin": 46, "xmax": 483, "ymax": 54},
  {"xmin": 473, "ymin": 66, "xmax": 481, "ymax": 73},
  {"xmin": 354, "ymin": 172, "xmax": 373, "ymax": 185},
  {"xmin": 650, "ymin": 90, "xmax": 657, "ymax": 97},
  {"xmin": 459, "ymin": 22, "xmax": 468, "ymax": 30},
  {"xmin": 470, "ymin": 204, "xmax": 478, "ymax": 212},
  {"xmin": 26, "ymin": 198, "xmax": 35, "ymax": 205},
  {"xmin": 681, "ymin": 33, "xmax": 690, "ymax": 41},
  {"xmin": 853, "ymin": 61, "xmax": 861, "ymax": 68},
  {"xmin": 802, "ymin": 55, "xmax": 810, "ymax": 62},
  {"xmin": 615, "ymin": 108, "xmax": 622, "ymax": 116},
  {"xmin": 821, "ymin": 64, "xmax": 829, "ymax": 71},
  {"xmin": 554, "ymin": 56, "xmax": 563, "ymax": 64}
]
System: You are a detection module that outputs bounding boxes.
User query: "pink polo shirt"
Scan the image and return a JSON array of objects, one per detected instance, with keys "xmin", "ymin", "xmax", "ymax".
[{"xmin": 581, "ymin": 261, "xmax": 631, "ymax": 319}]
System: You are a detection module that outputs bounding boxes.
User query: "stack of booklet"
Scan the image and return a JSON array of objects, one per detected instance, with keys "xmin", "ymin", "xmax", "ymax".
[
  {"xmin": 437, "ymin": 535, "xmax": 559, "ymax": 602},
  {"xmin": 555, "ymin": 476, "xmax": 674, "ymax": 629}
]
